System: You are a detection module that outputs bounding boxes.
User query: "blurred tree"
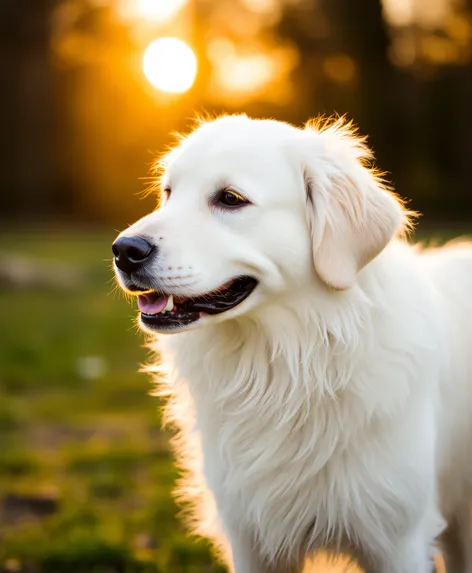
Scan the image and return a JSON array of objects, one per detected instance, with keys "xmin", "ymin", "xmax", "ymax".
[
  {"xmin": 276, "ymin": 0, "xmax": 472, "ymax": 217},
  {"xmin": 0, "ymin": 0, "xmax": 57, "ymax": 217},
  {"xmin": 1, "ymin": 0, "xmax": 472, "ymax": 223}
]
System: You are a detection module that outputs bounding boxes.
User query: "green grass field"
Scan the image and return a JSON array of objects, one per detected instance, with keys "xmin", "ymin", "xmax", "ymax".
[
  {"xmin": 0, "ymin": 225, "xmax": 469, "ymax": 573},
  {"xmin": 0, "ymin": 229, "xmax": 225, "ymax": 573}
]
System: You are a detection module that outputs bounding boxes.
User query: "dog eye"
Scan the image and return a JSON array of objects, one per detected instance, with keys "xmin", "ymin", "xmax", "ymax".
[
  {"xmin": 215, "ymin": 189, "xmax": 249, "ymax": 209},
  {"xmin": 158, "ymin": 187, "xmax": 171, "ymax": 208}
]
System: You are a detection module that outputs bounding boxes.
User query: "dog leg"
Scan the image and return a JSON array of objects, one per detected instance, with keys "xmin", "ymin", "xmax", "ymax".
[
  {"xmin": 230, "ymin": 545, "xmax": 300, "ymax": 573},
  {"xmin": 226, "ymin": 525, "xmax": 300, "ymax": 573},
  {"xmin": 440, "ymin": 503, "xmax": 472, "ymax": 573},
  {"xmin": 361, "ymin": 533, "xmax": 435, "ymax": 573},
  {"xmin": 363, "ymin": 552, "xmax": 435, "ymax": 573},
  {"xmin": 229, "ymin": 535, "xmax": 263, "ymax": 573}
]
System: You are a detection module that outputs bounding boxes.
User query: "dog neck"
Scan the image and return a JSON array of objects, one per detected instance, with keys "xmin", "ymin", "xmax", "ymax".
[{"xmin": 153, "ymin": 243, "xmax": 424, "ymax": 429}]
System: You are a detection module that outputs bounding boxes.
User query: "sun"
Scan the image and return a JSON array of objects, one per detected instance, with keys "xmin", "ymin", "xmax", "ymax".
[{"xmin": 143, "ymin": 38, "xmax": 197, "ymax": 94}]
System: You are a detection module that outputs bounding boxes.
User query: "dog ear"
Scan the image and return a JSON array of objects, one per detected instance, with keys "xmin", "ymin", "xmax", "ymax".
[{"xmin": 302, "ymin": 119, "xmax": 407, "ymax": 290}]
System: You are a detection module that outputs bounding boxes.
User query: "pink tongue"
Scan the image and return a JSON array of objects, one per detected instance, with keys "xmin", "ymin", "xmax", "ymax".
[{"xmin": 138, "ymin": 293, "xmax": 170, "ymax": 315}]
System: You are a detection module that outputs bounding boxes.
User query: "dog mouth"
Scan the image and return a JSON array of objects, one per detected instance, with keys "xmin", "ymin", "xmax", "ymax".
[{"xmin": 136, "ymin": 276, "xmax": 258, "ymax": 330}]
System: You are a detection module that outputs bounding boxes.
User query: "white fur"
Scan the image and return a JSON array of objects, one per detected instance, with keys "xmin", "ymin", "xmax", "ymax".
[{"xmin": 116, "ymin": 115, "xmax": 472, "ymax": 573}]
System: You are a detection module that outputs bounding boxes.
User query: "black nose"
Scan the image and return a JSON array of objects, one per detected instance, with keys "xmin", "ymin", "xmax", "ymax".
[{"xmin": 112, "ymin": 236, "xmax": 154, "ymax": 274}]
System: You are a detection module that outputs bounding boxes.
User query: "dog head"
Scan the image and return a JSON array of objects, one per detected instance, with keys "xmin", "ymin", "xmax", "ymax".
[{"xmin": 113, "ymin": 115, "xmax": 407, "ymax": 333}]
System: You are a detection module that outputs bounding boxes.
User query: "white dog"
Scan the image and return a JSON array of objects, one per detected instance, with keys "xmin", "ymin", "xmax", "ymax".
[{"xmin": 113, "ymin": 114, "xmax": 472, "ymax": 573}]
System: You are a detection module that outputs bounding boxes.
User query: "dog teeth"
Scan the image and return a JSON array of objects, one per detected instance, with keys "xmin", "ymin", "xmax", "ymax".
[{"xmin": 161, "ymin": 295, "xmax": 174, "ymax": 314}]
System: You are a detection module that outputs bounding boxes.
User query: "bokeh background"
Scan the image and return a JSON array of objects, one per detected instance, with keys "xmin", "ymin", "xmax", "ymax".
[{"xmin": 0, "ymin": 1, "xmax": 471, "ymax": 572}]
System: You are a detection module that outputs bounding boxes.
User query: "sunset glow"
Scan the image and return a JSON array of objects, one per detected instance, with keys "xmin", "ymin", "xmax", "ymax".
[
  {"xmin": 118, "ymin": 0, "xmax": 188, "ymax": 23},
  {"xmin": 207, "ymin": 38, "xmax": 297, "ymax": 104}
]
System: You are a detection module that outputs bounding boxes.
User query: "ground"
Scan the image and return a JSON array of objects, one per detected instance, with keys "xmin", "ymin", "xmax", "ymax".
[
  {"xmin": 0, "ymin": 229, "xmax": 227, "ymax": 573},
  {"xmin": 0, "ymin": 226, "xmax": 462, "ymax": 573}
]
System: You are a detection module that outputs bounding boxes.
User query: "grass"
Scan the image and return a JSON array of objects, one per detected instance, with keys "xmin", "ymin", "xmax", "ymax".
[{"xmin": 0, "ymin": 228, "xmax": 225, "ymax": 573}]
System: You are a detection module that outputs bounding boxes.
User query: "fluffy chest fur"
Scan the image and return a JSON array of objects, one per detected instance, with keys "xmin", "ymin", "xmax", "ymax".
[{"xmin": 155, "ymin": 263, "xmax": 444, "ymax": 562}]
